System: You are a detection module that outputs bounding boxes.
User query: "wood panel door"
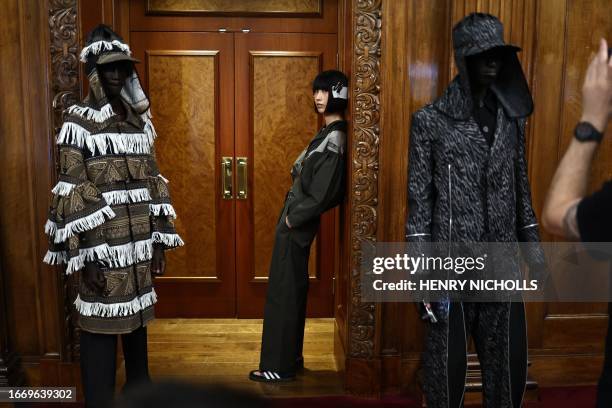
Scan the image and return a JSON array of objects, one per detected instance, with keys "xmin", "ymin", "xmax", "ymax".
[
  {"xmin": 130, "ymin": 32, "xmax": 237, "ymax": 317},
  {"xmin": 234, "ymin": 33, "xmax": 338, "ymax": 318}
]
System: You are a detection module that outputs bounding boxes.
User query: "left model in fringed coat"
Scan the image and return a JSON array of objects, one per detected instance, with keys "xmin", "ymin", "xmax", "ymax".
[{"xmin": 43, "ymin": 40, "xmax": 183, "ymax": 335}]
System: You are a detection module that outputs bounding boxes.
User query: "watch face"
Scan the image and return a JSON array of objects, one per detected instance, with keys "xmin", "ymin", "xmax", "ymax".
[{"xmin": 575, "ymin": 122, "xmax": 602, "ymax": 142}]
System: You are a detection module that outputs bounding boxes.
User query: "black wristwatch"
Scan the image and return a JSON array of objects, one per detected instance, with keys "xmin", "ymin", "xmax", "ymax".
[{"xmin": 574, "ymin": 122, "xmax": 603, "ymax": 143}]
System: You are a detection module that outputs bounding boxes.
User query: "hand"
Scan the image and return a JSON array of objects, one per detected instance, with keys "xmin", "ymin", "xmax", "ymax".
[
  {"xmin": 285, "ymin": 216, "xmax": 292, "ymax": 229},
  {"xmin": 83, "ymin": 262, "xmax": 105, "ymax": 293},
  {"xmin": 581, "ymin": 38, "xmax": 612, "ymax": 133},
  {"xmin": 152, "ymin": 243, "xmax": 166, "ymax": 276}
]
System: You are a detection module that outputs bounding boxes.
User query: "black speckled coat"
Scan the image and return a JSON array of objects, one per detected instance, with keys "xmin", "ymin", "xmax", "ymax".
[{"xmin": 405, "ymin": 13, "xmax": 544, "ymax": 408}]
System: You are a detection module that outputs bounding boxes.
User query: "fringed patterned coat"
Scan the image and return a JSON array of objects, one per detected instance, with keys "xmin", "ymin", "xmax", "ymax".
[{"xmin": 44, "ymin": 100, "xmax": 183, "ymax": 334}]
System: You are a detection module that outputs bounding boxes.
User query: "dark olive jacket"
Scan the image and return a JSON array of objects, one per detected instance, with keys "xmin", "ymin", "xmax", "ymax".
[{"xmin": 283, "ymin": 120, "xmax": 347, "ymax": 247}]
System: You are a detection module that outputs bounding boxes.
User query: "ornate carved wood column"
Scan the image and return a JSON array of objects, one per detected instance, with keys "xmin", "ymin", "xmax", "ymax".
[
  {"xmin": 48, "ymin": 0, "xmax": 81, "ymax": 363},
  {"xmin": 345, "ymin": 0, "xmax": 382, "ymax": 396}
]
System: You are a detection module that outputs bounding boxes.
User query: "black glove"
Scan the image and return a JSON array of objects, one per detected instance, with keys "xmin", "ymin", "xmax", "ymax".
[{"xmin": 83, "ymin": 261, "xmax": 105, "ymax": 293}]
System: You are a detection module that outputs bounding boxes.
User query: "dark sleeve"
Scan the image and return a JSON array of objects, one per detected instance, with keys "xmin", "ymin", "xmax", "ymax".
[
  {"xmin": 147, "ymin": 145, "xmax": 184, "ymax": 250},
  {"xmin": 286, "ymin": 147, "xmax": 345, "ymax": 229},
  {"xmin": 577, "ymin": 181, "xmax": 612, "ymax": 242},
  {"xmin": 514, "ymin": 119, "xmax": 546, "ymax": 267},
  {"xmin": 405, "ymin": 111, "xmax": 435, "ymax": 243}
]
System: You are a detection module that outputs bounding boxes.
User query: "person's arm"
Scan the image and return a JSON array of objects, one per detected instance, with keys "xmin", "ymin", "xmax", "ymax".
[
  {"xmin": 285, "ymin": 133, "xmax": 345, "ymax": 228},
  {"xmin": 542, "ymin": 39, "xmax": 612, "ymax": 240},
  {"xmin": 147, "ymin": 144, "xmax": 184, "ymax": 275},
  {"xmin": 405, "ymin": 111, "xmax": 435, "ymax": 243},
  {"xmin": 406, "ymin": 111, "xmax": 436, "ymax": 317},
  {"xmin": 43, "ymin": 119, "xmax": 116, "ymax": 290}
]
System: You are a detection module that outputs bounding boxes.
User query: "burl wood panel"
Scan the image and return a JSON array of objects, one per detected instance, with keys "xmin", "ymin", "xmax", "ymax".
[
  {"xmin": 148, "ymin": 53, "xmax": 218, "ymax": 278},
  {"xmin": 252, "ymin": 54, "xmax": 320, "ymax": 279},
  {"xmin": 0, "ymin": 0, "xmax": 47, "ymax": 358},
  {"xmin": 147, "ymin": 0, "xmax": 321, "ymax": 14}
]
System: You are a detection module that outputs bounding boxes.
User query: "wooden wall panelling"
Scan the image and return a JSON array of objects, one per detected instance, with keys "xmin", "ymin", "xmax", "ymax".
[
  {"xmin": 129, "ymin": 0, "xmax": 339, "ymax": 33},
  {"xmin": 0, "ymin": 0, "xmax": 63, "ymax": 386},
  {"xmin": 378, "ymin": 0, "xmax": 410, "ymax": 395},
  {"xmin": 534, "ymin": 0, "xmax": 612, "ymax": 382},
  {"xmin": 344, "ymin": 0, "xmax": 381, "ymax": 397}
]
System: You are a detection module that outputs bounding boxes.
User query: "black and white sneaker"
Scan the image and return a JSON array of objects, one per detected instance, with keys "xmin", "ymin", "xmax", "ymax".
[{"xmin": 249, "ymin": 370, "xmax": 296, "ymax": 383}]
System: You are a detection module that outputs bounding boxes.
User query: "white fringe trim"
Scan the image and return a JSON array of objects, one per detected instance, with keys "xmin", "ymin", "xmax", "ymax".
[
  {"xmin": 142, "ymin": 109, "xmax": 158, "ymax": 141},
  {"xmin": 150, "ymin": 203, "xmax": 177, "ymax": 219},
  {"xmin": 66, "ymin": 255, "xmax": 85, "ymax": 275},
  {"xmin": 74, "ymin": 289, "xmax": 158, "ymax": 318},
  {"xmin": 85, "ymin": 132, "xmax": 153, "ymax": 155},
  {"xmin": 103, "ymin": 190, "xmax": 129, "ymax": 205},
  {"xmin": 60, "ymin": 239, "xmax": 154, "ymax": 275},
  {"xmin": 129, "ymin": 188, "xmax": 152, "ymax": 202},
  {"xmin": 67, "ymin": 103, "xmax": 115, "ymax": 123},
  {"xmin": 43, "ymin": 250, "xmax": 67, "ymax": 265},
  {"xmin": 45, "ymin": 219, "xmax": 58, "ymax": 236},
  {"xmin": 80, "ymin": 242, "xmax": 112, "ymax": 263},
  {"xmin": 79, "ymin": 40, "xmax": 132, "ymax": 63},
  {"xmin": 103, "ymin": 239, "xmax": 153, "ymax": 268},
  {"xmin": 52, "ymin": 206, "xmax": 116, "ymax": 243},
  {"xmin": 157, "ymin": 174, "xmax": 169, "ymax": 184},
  {"xmin": 103, "ymin": 188, "xmax": 152, "ymax": 205},
  {"xmin": 56, "ymin": 121, "xmax": 88, "ymax": 147},
  {"xmin": 152, "ymin": 232, "xmax": 184, "ymax": 247},
  {"xmin": 51, "ymin": 181, "xmax": 77, "ymax": 197}
]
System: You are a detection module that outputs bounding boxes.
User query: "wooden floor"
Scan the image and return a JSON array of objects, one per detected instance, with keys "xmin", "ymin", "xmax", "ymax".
[{"xmin": 116, "ymin": 318, "xmax": 343, "ymax": 398}]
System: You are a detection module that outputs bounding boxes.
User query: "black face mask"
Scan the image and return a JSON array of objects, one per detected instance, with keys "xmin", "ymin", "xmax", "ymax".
[{"xmin": 98, "ymin": 61, "xmax": 133, "ymax": 99}]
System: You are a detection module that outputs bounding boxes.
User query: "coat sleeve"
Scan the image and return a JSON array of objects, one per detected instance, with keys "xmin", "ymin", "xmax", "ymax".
[
  {"xmin": 147, "ymin": 142, "xmax": 184, "ymax": 250},
  {"xmin": 43, "ymin": 120, "xmax": 116, "ymax": 274},
  {"xmin": 405, "ymin": 111, "xmax": 435, "ymax": 243},
  {"xmin": 514, "ymin": 119, "xmax": 546, "ymax": 268},
  {"xmin": 286, "ymin": 137, "xmax": 345, "ymax": 229}
]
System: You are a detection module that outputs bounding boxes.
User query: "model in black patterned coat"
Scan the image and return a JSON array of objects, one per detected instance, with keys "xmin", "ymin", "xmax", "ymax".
[{"xmin": 405, "ymin": 13, "xmax": 546, "ymax": 408}]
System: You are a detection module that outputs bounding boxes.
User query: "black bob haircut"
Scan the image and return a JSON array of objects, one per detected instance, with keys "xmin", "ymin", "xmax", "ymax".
[{"xmin": 312, "ymin": 70, "xmax": 349, "ymax": 114}]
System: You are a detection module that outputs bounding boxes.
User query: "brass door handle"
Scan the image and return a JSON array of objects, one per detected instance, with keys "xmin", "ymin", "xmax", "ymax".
[
  {"xmin": 221, "ymin": 157, "xmax": 233, "ymax": 199},
  {"xmin": 236, "ymin": 157, "xmax": 247, "ymax": 200}
]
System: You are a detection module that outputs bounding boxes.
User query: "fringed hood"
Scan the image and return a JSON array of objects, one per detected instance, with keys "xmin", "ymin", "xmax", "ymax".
[
  {"xmin": 77, "ymin": 24, "xmax": 150, "ymax": 122},
  {"xmin": 434, "ymin": 13, "xmax": 533, "ymax": 121}
]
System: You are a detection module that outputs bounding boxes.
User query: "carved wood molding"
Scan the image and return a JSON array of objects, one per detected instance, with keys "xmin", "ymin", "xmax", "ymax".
[
  {"xmin": 48, "ymin": 0, "xmax": 80, "ymax": 362},
  {"xmin": 348, "ymin": 0, "xmax": 381, "ymax": 359}
]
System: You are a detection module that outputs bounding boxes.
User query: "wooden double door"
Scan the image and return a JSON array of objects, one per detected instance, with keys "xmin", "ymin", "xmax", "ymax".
[{"xmin": 129, "ymin": 31, "xmax": 338, "ymax": 318}]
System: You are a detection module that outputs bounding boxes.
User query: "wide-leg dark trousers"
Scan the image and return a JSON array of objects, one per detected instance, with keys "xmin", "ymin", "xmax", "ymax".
[
  {"xmin": 259, "ymin": 220, "xmax": 313, "ymax": 375},
  {"xmin": 80, "ymin": 326, "xmax": 151, "ymax": 408},
  {"xmin": 422, "ymin": 302, "xmax": 528, "ymax": 408}
]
